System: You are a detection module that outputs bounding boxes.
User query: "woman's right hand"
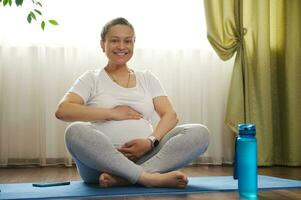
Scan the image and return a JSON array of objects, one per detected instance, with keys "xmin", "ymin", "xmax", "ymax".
[
  {"xmin": 55, "ymin": 93, "xmax": 143, "ymax": 122},
  {"xmin": 110, "ymin": 105, "xmax": 143, "ymax": 120}
]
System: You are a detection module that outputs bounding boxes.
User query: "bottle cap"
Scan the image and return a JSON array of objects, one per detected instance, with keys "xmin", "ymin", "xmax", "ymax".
[{"xmin": 238, "ymin": 124, "xmax": 256, "ymax": 136}]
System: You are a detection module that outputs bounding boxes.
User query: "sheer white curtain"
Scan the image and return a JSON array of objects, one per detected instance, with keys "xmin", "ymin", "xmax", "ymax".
[{"xmin": 0, "ymin": 0, "xmax": 234, "ymax": 166}]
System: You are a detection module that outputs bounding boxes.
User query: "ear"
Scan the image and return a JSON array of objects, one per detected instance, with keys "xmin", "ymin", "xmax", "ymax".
[{"xmin": 100, "ymin": 40, "xmax": 105, "ymax": 52}]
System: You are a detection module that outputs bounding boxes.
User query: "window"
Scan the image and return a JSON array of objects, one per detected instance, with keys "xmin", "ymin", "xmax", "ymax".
[{"xmin": 0, "ymin": 0, "xmax": 209, "ymax": 49}]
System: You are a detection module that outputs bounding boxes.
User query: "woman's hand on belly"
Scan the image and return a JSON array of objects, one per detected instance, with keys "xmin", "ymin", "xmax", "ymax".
[
  {"xmin": 117, "ymin": 138, "xmax": 152, "ymax": 161},
  {"xmin": 109, "ymin": 105, "xmax": 143, "ymax": 121}
]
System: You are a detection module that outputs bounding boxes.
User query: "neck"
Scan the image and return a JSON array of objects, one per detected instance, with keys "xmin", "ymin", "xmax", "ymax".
[{"xmin": 105, "ymin": 63, "xmax": 129, "ymax": 73}]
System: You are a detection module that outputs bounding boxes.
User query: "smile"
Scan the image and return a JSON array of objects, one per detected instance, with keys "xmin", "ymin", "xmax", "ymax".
[{"xmin": 114, "ymin": 52, "xmax": 128, "ymax": 56}]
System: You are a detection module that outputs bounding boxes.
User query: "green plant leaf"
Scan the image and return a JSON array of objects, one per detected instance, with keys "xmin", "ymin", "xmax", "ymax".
[
  {"xmin": 41, "ymin": 21, "xmax": 45, "ymax": 30},
  {"xmin": 48, "ymin": 20, "xmax": 58, "ymax": 25},
  {"xmin": 15, "ymin": 0, "xmax": 23, "ymax": 6},
  {"xmin": 3, "ymin": 0, "xmax": 9, "ymax": 6},
  {"xmin": 30, "ymin": 11, "xmax": 36, "ymax": 20},
  {"xmin": 8, "ymin": 0, "xmax": 12, "ymax": 6},
  {"xmin": 34, "ymin": 9, "xmax": 42, "ymax": 15},
  {"xmin": 27, "ymin": 13, "xmax": 32, "ymax": 23},
  {"xmin": 36, "ymin": 1, "xmax": 42, "ymax": 7}
]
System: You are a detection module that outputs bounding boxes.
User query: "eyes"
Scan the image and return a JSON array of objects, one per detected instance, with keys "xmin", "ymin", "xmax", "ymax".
[{"xmin": 109, "ymin": 38, "xmax": 134, "ymax": 45}]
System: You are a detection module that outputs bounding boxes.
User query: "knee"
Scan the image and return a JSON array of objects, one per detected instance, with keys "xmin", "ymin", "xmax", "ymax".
[
  {"xmin": 65, "ymin": 122, "xmax": 89, "ymax": 147},
  {"xmin": 187, "ymin": 124, "xmax": 210, "ymax": 149}
]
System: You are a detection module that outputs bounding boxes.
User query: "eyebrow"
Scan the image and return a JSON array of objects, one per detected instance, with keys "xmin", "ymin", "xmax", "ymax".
[{"xmin": 110, "ymin": 36, "xmax": 134, "ymax": 39}]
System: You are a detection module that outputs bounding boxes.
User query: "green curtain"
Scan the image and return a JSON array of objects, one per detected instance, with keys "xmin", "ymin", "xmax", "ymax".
[{"xmin": 204, "ymin": 0, "xmax": 301, "ymax": 166}]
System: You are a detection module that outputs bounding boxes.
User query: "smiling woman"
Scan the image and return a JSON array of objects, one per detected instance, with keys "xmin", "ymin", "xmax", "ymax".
[
  {"xmin": 54, "ymin": 17, "xmax": 212, "ymax": 188},
  {"xmin": 0, "ymin": 0, "xmax": 234, "ymax": 167}
]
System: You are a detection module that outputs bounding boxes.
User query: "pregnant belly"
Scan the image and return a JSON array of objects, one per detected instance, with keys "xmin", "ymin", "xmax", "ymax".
[{"xmin": 92, "ymin": 119, "xmax": 153, "ymax": 146}]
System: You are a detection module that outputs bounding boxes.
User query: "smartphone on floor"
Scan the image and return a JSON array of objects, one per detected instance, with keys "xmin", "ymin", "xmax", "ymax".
[{"xmin": 32, "ymin": 181, "xmax": 70, "ymax": 187}]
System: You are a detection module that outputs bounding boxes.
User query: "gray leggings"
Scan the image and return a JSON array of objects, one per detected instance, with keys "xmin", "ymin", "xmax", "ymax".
[{"xmin": 65, "ymin": 122, "xmax": 210, "ymax": 184}]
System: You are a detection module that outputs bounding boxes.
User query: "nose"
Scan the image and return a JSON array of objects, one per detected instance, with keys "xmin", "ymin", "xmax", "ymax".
[{"xmin": 117, "ymin": 41, "xmax": 125, "ymax": 49}]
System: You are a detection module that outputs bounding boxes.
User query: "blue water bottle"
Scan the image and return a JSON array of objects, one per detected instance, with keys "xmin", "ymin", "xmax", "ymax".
[{"xmin": 234, "ymin": 124, "xmax": 258, "ymax": 199}]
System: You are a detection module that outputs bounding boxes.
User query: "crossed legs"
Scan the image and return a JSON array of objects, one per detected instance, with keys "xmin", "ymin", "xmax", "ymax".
[{"xmin": 65, "ymin": 122, "xmax": 209, "ymax": 188}]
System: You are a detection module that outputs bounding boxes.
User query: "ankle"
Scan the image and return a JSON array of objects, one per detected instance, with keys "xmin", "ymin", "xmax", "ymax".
[{"xmin": 137, "ymin": 171, "xmax": 153, "ymax": 187}]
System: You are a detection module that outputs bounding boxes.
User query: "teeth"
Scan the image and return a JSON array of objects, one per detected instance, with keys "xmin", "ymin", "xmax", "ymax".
[{"xmin": 115, "ymin": 52, "xmax": 127, "ymax": 56}]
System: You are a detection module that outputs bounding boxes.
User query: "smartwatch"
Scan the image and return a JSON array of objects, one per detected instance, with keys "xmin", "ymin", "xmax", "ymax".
[{"xmin": 148, "ymin": 136, "xmax": 160, "ymax": 148}]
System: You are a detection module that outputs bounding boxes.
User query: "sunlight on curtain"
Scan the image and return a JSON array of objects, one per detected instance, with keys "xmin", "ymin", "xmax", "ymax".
[{"xmin": 0, "ymin": 0, "xmax": 234, "ymax": 166}]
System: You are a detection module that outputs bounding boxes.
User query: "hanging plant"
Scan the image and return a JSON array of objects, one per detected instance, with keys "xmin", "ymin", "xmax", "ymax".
[{"xmin": 0, "ymin": 0, "xmax": 58, "ymax": 30}]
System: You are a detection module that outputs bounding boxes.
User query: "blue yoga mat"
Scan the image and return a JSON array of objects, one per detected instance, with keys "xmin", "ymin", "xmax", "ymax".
[{"xmin": 0, "ymin": 175, "xmax": 301, "ymax": 199}]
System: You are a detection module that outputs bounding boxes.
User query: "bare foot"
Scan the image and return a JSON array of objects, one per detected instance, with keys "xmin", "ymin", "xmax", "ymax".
[
  {"xmin": 139, "ymin": 171, "xmax": 188, "ymax": 188},
  {"xmin": 99, "ymin": 173, "xmax": 131, "ymax": 187}
]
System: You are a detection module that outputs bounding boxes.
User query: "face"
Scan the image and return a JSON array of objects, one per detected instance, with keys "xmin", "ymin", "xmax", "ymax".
[{"xmin": 101, "ymin": 25, "xmax": 135, "ymax": 66}]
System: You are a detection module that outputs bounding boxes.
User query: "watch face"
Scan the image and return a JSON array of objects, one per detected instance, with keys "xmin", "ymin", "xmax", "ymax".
[{"xmin": 153, "ymin": 139, "xmax": 160, "ymax": 147}]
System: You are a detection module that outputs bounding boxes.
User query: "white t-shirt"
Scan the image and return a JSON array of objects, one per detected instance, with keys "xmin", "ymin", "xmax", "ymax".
[{"xmin": 68, "ymin": 68, "xmax": 167, "ymax": 146}]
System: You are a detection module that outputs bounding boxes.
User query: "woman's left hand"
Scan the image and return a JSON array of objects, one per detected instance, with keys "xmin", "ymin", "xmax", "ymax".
[{"xmin": 117, "ymin": 138, "xmax": 152, "ymax": 161}]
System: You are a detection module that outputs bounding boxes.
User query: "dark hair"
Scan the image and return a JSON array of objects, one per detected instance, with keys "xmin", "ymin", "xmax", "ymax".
[{"xmin": 100, "ymin": 17, "xmax": 135, "ymax": 41}]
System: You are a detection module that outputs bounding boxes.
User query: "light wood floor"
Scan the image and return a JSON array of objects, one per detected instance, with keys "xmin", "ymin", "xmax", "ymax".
[{"xmin": 0, "ymin": 165, "xmax": 300, "ymax": 200}]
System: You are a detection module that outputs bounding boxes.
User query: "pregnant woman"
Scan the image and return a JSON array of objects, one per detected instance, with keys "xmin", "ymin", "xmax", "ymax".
[{"xmin": 55, "ymin": 17, "xmax": 210, "ymax": 188}]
